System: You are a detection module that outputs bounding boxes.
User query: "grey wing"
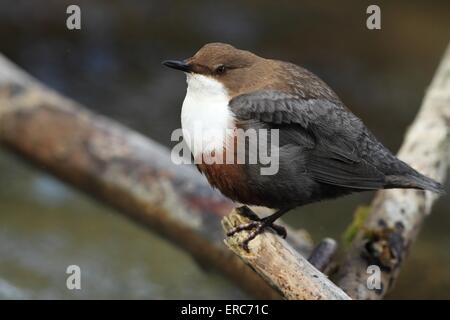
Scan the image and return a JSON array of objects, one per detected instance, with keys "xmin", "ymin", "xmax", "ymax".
[{"xmin": 229, "ymin": 90, "xmax": 388, "ymax": 190}]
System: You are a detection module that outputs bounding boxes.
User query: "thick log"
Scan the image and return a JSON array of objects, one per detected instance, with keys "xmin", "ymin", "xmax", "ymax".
[
  {"xmin": 335, "ymin": 43, "xmax": 450, "ymax": 299},
  {"xmin": 0, "ymin": 53, "xmax": 312, "ymax": 299},
  {"xmin": 222, "ymin": 210, "xmax": 351, "ymax": 300}
]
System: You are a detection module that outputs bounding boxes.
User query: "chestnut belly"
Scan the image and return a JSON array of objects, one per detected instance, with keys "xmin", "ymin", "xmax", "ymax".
[
  {"xmin": 196, "ymin": 162, "xmax": 268, "ymax": 206},
  {"xmin": 196, "ymin": 160, "xmax": 354, "ymax": 210}
]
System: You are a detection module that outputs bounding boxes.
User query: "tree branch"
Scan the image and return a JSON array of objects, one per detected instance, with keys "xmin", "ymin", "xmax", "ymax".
[
  {"xmin": 335, "ymin": 43, "xmax": 450, "ymax": 299},
  {"xmin": 222, "ymin": 209, "xmax": 350, "ymax": 300}
]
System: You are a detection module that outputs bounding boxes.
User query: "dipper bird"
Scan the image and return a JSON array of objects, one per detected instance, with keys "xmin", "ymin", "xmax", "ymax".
[{"xmin": 163, "ymin": 43, "xmax": 443, "ymax": 250}]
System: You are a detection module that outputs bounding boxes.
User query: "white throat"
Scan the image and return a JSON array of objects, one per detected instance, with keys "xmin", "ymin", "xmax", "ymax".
[{"xmin": 181, "ymin": 74, "xmax": 235, "ymax": 157}]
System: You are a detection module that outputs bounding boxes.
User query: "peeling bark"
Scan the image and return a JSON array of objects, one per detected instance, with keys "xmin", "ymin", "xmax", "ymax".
[{"xmin": 222, "ymin": 210, "xmax": 350, "ymax": 300}]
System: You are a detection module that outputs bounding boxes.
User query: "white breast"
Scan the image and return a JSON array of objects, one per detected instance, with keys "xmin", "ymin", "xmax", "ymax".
[{"xmin": 181, "ymin": 74, "xmax": 235, "ymax": 158}]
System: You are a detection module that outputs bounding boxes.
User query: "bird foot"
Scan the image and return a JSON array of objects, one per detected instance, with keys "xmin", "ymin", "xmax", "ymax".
[{"xmin": 227, "ymin": 206, "xmax": 287, "ymax": 252}]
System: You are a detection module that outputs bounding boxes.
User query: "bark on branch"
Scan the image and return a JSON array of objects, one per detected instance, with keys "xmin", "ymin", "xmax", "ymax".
[
  {"xmin": 222, "ymin": 210, "xmax": 350, "ymax": 300},
  {"xmin": 335, "ymin": 43, "xmax": 450, "ymax": 299}
]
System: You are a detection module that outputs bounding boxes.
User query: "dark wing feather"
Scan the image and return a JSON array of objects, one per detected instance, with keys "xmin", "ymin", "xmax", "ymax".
[{"xmin": 230, "ymin": 90, "xmax": 387, "ymax": 189}]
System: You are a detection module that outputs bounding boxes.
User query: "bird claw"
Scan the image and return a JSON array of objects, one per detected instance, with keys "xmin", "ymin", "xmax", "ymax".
[{"xmin": 227, "ymin": 206, "xmax": 287, "ymax": 252}]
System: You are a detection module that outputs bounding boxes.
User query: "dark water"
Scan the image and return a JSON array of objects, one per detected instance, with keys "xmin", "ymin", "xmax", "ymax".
[{"xmin": 0, "ymin": 0, "xmax": 449, "ymax": 299}]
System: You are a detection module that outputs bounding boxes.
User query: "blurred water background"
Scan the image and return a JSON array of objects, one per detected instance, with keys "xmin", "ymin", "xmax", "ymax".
[{"xmin": 0, "ymin": 0, "xmax": 449, "ymax": 299}]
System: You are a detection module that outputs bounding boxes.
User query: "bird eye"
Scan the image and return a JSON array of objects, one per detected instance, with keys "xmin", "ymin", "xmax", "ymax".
[{"xmin": 215, "ymin": 65, "xmax": 226, "ymax": 74}]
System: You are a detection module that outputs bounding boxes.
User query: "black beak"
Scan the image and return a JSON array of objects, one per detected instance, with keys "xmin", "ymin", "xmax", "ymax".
[{"xmin": 162, "ymin": 59, "xmax": 191, "ymax": 72}]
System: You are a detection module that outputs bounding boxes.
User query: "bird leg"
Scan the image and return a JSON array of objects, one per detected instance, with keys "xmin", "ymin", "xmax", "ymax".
[
  {"xmin": 234, "ymin": 205, "xmax": 261, "ymax": 220},
  {"xmin": 227, "ymin": 206, "xmax": 290, "ymax": 251}
]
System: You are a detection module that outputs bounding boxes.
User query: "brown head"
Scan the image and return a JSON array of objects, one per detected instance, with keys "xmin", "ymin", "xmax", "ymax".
[{"xmin": 163, "ymin": 43, "xmax": 279, "ymax": 97}]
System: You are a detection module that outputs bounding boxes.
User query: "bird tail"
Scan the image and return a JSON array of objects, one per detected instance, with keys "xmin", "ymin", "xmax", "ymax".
[{"xmin": 385, "ymin": 172, "xmax": 444, "ymax": 194}]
